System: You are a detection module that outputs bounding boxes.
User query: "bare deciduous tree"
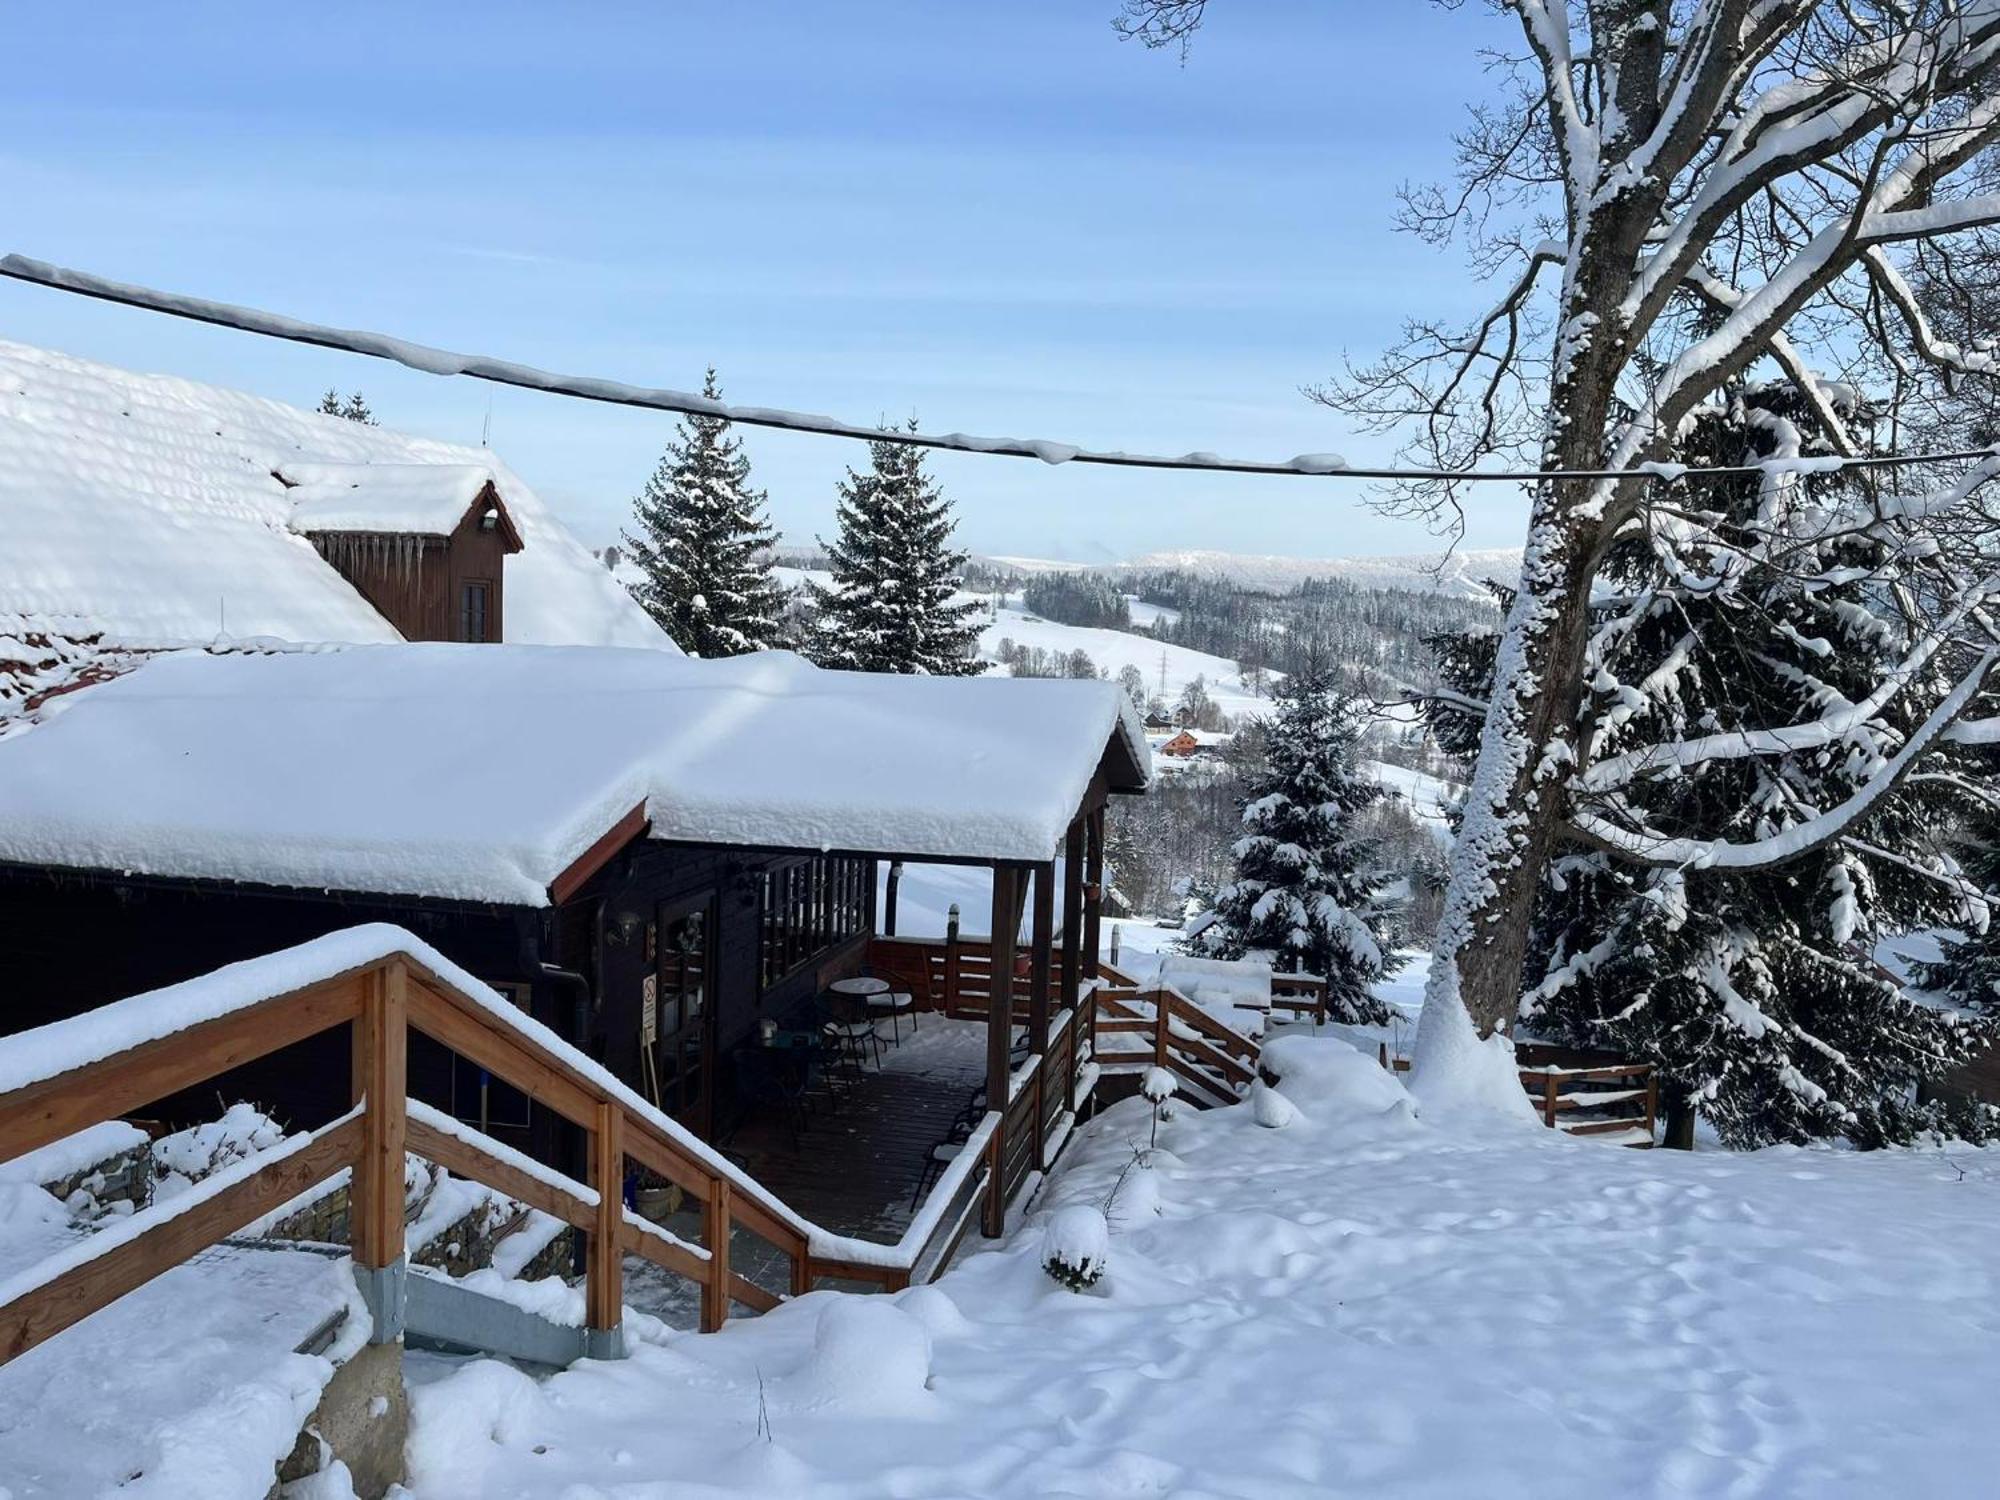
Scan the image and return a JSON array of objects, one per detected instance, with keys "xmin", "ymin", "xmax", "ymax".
[{"xmin": 1123, "ymin": 2, "xmax": 2000, "ymax": 1082}]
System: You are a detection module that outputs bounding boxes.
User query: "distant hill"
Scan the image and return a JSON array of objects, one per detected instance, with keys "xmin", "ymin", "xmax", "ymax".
[
  {"xmin": 1118, "ymin": 547, "xmax": 1522, "ymax": 600},
  {"xmin": 959, "ymin": 547, "xmax": 1521, "ymax": 600}
]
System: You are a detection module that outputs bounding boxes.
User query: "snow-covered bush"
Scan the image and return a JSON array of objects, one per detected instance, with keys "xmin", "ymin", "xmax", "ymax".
[
  {"xmin": 1140, "ymin": 1066, "xmax": 1177, "ymax": 1105},
  {"xmin": 1041, "ymin": 1204, "xmax": 1109, "ymax": 1292},
  {"xmin": 151, "ymin": 1103, "xmax": 285, "ymax": 1199}
]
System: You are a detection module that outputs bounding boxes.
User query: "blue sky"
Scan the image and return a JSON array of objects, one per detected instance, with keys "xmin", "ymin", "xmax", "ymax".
[{"xmin": 0, "ymin": 2, "xmax": 1527, "ymax": 561}]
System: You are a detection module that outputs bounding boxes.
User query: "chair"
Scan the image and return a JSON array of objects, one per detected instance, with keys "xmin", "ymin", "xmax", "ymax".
[
  {"xmin": 820, "ymin": 995, "xmax": 884, "ymax": 1072},
  {"xmin": 734, "ymin": 1047, "xmax": 810, "ymax": 1148},
  {"xmin": 910, "ymin": 1111, "xmax": 978, "ymax": 1209}
]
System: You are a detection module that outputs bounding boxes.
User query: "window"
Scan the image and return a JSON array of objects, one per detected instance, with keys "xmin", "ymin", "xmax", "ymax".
[
  {"xmin": 460, "ymin": 580, "xmax": 492, "ymax": 643},
  {"xmin": 759, "ymin": 855, "xmax": 870, "ymax": 989},
  {"xmin": 450, "ymin": 981, "xmax": 532, "ymax": 1130}
]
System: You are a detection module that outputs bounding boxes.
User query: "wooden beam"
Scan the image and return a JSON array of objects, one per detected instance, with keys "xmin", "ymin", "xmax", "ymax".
[
  {"xmin": 1029, "ymin": 863, "xmax": 1054, "ymax": 1173},
  {"xmin": 1082, "ymin": 807, "xmax": 1106, "ymax": 987},
  {"xmin": 407, "ymin": 978, "xmax": 601, "ymax": 1129},
  {"xmin": 0, "ymin": 1115, "xmax": 361, "ymax": 1364},
  {"xmin": 1060, "ymin": 818, "xmax": 1084, "ymax": 1008},
  {"xmin": 352, "ymin": 960, "xmax": 409, "ymax": 1272},
  {"xmin": 621, "ymin": 1218, "xmax": 708, "ymax": 1284},
  {"xmin": 548, "ymin": 800, "xmax": 649, "ymax": 906},
  {"xmin": 984, "ymin": 863, "xmax": 1019, "ymax": 1239},
  {"xmin": 407, "ymin": 1113, "xmax": 596, "ymax": 1233},
  {"xmin": 0, "ymin": 974, "xmax": 362, "ymax": 1167},
  {"xmin": 587, "ymin": 1099, "xmax": 623, "ymax": 1334}
]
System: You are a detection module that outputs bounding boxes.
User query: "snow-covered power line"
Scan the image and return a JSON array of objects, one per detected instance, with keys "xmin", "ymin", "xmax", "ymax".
[{"xmin": 5, "ymin": 252, "xmax": 1997, "ymax": 485}]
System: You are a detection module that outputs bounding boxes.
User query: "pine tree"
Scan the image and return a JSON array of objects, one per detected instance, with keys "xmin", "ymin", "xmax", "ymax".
[
  {"xmin": 1184, "ymin": 664, "xmax": 1404, "ymax": 1023},
  {"xmin": 807, "ymin": 425, "xmax": 983, "ymax": 675},
  {"xmin": 1426, "ymin": 382, "xmax": 1998, "ymax": 1148},
  {"xmin": 318, "ymin": 390, "xmax": 376, "ymax": 424},
  {"xmin": 1915, "ymin": 807, "xmax": 2000, "ymax": 1016},
  {"xmin": 620, "ymin": 369, "xmax": 785, "ymax": 658}
]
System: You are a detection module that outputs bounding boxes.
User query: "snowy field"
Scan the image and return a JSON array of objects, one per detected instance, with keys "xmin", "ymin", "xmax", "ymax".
[{"xmin": 402, "ymin": 1036, "xmax": 2000, "ymax": 1499}]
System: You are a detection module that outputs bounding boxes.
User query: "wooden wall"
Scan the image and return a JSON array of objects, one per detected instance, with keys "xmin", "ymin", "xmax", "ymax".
[
  {"xmin": 0, "ymin": 838, "xmax": 878, "ymax": 1161},
  {"xmin": 0, "ymin": 866, "xmax": 549, "ymax": 1148},
  {"xmin": 304, "ymin": 509, "xmax": 509, "ymax": 643}
]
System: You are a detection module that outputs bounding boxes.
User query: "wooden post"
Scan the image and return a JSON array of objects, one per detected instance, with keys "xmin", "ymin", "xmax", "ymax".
[
  {"xmin": 351, "ymin": 959, "xmax": 409, "ymax": 1346},
  {"xmin": 789, "ymin": 1235, "xmax": 813, "ymax": 1300},
  {"xmin": 943, "ymin": 917, "xmax": 963, "ymax": 1019},
  {"xmin": 701, "ymin": 1175, "xmax": 732, "ymax": 1333},
  {"xmin": 1153, "ymin": 990, "xmax": 1171, "ymax": 1068},
  {"xmin": 1060, "ymin": 818, "xmax": 1084, "ymax": 1006},
  {"xmin": 1029, "ymin": 863, "xmax": 1054, "ymax": 1171},
  {"xmin": 1542, "ymin": 1072, "xmax": 1560, "ymax": 1130},
  {"xmin": 1082, "ymin": 807, "xmax": 1105, "ymax": 987},
  {"xmin": 1643, "ymin": 1070, "xmax": 1659, "ymax": 1142},
  {"xmin": 588, "ymin": 1099, "xmax": 624, "ymax": 1351},
  {"xmin": 984, "ymin": 863, "xmax": 1019, "ymax": 1237},
  {"xmin": 351, "ymin": 961, "xmax": 408, "ymax": 1274}
]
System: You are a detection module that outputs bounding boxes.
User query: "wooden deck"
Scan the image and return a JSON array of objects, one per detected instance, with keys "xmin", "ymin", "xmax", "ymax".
[{"xmin": 726, "ymin": 1017, "xmax": 993, "ymax": 1242}]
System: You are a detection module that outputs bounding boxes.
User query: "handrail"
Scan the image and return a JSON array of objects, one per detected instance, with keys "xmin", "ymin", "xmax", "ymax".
[{"xmin": 0, "ymin": 923, "xmax": 1065, "ymax": 1366}]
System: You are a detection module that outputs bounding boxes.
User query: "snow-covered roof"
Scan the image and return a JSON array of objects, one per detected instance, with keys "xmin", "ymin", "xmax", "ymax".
[
  {"xmin": 0, "ymin": 644, "xmax": 1151, "ymax": 905},
  {"xmin": 279, "ymin": 461, "xmax": 513, "ymax": 539},
  {"xmin": 0, "ymin": 339, "xmax": 667, "ymax": 651}
]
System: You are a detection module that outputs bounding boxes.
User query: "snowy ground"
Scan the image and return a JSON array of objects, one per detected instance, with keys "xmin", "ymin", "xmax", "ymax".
[{"xmin": 402, "ymin": 1033, "xmax": 2000, "ymax": 1499}]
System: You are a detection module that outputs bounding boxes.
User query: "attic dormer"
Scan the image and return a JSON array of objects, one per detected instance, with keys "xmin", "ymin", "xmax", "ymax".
[{"xmin": 279, "ymin": 463, "xmax": 525, "ymax": 642}]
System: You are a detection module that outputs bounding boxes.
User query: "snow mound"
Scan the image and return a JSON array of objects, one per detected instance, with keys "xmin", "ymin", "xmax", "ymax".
[
  {"xmin": 406, "ymin": 1358, "xmax": 552, "ymax": 1490},
  {"xmin": 1259, "ymin": 1034, "xmax": 1412, "ymax": 1119},
  {"xmin": 789, "ymin": 1299, "xmax": 935, "ymax": 1415},
  {"xmin": 896, "ymin": 1283, "xmax": 974, "ymax": 1339},
  {"xmin": 1249, "ymin": 1079, "xmax": 1302, "ymax": 1129}
]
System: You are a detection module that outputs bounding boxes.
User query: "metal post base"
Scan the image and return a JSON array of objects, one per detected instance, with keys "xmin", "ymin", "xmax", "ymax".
[{"xmin": 352, "ymin": 1257, "xmax": 409, "ymax": 1345}]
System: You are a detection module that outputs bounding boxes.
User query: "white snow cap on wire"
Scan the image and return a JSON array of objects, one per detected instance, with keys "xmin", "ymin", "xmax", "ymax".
[
  {"xmin": 13, "ymin": 253, "xmax": 1996, "ymax": 486},
  {"xmin": 1140, "ymin": 1066, "xmax": 1179, "ymax": 1104}
]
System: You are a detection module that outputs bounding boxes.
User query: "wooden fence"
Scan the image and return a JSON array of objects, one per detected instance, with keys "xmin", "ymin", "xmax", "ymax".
[
  {"xmin": 1377, "ymin": 1041, "xmax": 1658, "ymax": 1145},
  {"xmin": 0, "ymin": 929, "xmax": 1022, "ymax": 1369}
]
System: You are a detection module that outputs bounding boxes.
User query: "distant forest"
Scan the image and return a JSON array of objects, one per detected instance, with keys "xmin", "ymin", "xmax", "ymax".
[{"xmin": 1012, "ymin": 566, "xmax": 1498, "ymax": 701}]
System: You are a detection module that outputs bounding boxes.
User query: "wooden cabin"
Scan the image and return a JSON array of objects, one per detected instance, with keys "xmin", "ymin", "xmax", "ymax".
[
  {"xmin": 0, "ymin": 644, "xmax": 1150, "ymax": 1219},
  {"xmin": 0, "ymin": 336, "xmax": 665, "ymax": 658},
  {"xmin": 281, "ymin": 463, "xmax": 526, "ymax": 643}
]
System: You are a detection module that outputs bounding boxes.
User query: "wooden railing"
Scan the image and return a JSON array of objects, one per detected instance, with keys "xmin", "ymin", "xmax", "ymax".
[
  {"xmin": 1515, "ymin": 1044, "xmax": 1659, "ymax": 1145},
  {"xmin": 0, "ymin": 926, "xmax": 1013, "ymax": 1368},
  {"xmin": 1376, "ymin": 1041, "xmax": 1659, "ymax": 1145},
  {"xmin": 1091, "ymin": 983, "xmax": 1259, "ymax": 1106},
  {"xmin": 868, "ymin": 933, "xmax": 1097, "ymax": 1238}
]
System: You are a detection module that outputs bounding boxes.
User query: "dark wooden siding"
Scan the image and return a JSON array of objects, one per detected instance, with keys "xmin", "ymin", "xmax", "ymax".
[
  {"xmin": 303, "ymin": 507, "xmax": 509, "ymax": 643},
  {"xmin": 446, "ymin": 507, "xmax": 508, "ymax": 642},
  {"xmin": 305, "ymin": 533, "xmax": 452, "ymax": 641},
  {"xmin": 0, "ymin": 866, "xmax": 557, "ymax": 1152},
  {"xmin": 0, "ymin": 838, "xmax": 878, "ymax": 1161}
]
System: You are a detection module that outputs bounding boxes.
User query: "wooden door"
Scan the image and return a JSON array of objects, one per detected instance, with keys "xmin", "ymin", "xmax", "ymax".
[{"xmin": 648, "ymin": 893, "xmax": 717, "ymax": 1138}]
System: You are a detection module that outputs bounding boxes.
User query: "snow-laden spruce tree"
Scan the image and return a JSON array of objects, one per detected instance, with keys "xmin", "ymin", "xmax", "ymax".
[
  {"xmin": 1427, "ymin": 381, "xmax": 1997, "ymax": 1146},
  {"xmin": 1916, "ymin": 804, "xmax": 2000, "ymax": 1016},
  {"xmin": 621, "ymin": 368, "xmax": 785, "ymax": 658},
  {"xmin": 1184, "ymin": 664, "xmax": 1404, "ymax": 1024},
  {"xmin": 1124, "ymin": 3, "xmax": 2000, "ymax": 1095},
  {"xmin": 808, "ymin": 425, "xmax": 983, "ymax": 675}
]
